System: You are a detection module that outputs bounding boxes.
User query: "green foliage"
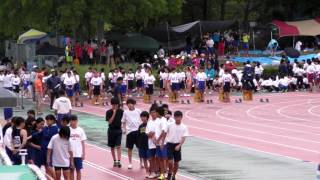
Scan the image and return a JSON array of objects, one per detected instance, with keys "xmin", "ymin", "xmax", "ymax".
[{"xmin": 263, "ymin": 66, "xmax": 279, "ymax": 78}]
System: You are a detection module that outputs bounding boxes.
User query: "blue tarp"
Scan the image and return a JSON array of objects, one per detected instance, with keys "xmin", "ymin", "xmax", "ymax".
[{"xmin": 231, "ymin": 54, "xmax": 318, "ymax": 65}]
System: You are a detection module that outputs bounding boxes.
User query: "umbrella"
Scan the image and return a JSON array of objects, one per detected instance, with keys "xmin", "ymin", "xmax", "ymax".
[
  {"xmin": 17, "ymin": 29, "xmax": 47, "ymax": 44},
  {"xmin": 284, "ymin": 47, "xmax": 300, "ymax": 58},
  {"xmin": 119, "ymin": 35, "xmax": 160, "ymax": 51}
]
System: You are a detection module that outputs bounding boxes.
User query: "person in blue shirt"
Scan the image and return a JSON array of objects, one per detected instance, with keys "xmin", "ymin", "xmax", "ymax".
[
  {"xmin": 32, "ymin": 114, "xmax": 59, "ymax": 179},
  {"xmin": 205, "ymin": 64, "xmax": 215, "ymax": 94}
]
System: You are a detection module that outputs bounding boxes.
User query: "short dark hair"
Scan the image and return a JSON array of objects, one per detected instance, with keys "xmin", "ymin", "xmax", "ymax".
[
  {"xmin": 162, "ymin": 104, "xmax": 169, "ymax": 110},
  {"xmin": 167, "ymin": 110, "xmax": 172, "ymax": 115},
  {"xmin": 111, "ymin": 97, "xmax": 120, "ymax": 105},
  {"xmin": 156, "ymin": 106, "xmax": 165, "ymax": 116},
  {"xmin": 70, "ymin": 115, "xmax": 78, "ymax": 121},
  {"xmin": 140, "ymin": 111, "xmax": 149, "ymax": 119},
  {"xmin": 117, "ymin": 77, "xmax": 123, "ymax": 82},
  {"xmin": 59, "ymin": 89, "xmax": 66, "ymax": 96},
  {"xmin": 149, "ymin": 103, "xmax": 158, "ymax": 113},
  {"xmin": 45, "ymin": 114, "xmax": 56, "ymax": 122},
  {"xmin": 59, "ymin": 126, "xmax": 71, "ymax": 139},
  {"xmin": 174, "ymin": 111, "xmax": 183, "ymax": 117},
  {"xmin": 61, "ymin": 116, "xmax": 70, "ymax": 123},
  {"xmin": 27, "ymin": 109, "xmax": 35, "ymax": 116},
  {"xmin": 126, "ymin": 98, "xmax": 136, "ymax": 105}
]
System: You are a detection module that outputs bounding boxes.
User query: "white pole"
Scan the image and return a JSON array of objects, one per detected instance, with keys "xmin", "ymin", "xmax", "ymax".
[{"xmin": 19, "ymin": 149, "xmax": 28, "ymax": 165}]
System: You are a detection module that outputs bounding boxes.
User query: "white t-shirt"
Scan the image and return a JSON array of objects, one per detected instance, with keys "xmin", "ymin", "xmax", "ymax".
[
  {"xmin": 206, "ymin": 39, "xmax": 214, "ymax": 48},
  {"xmin": 85, "ymin": 72, "xmax": 93, "ymax": 82},
  {"xmin": 196, "ymin": 72, "xmax": 207, "ymax": 82},
  {"xmin": 100, "ymin": 72, "xmax": 106, "ymax": 81},
  {"xmin": 3, "ymin": 74, "xmax": 13, "ymax": 88},
  {"xmin": 219, "ymin": 69, "xmax": 225, "ymax": 77},
  {"xmin": 61, "ymin": 73, "xmax": 68, "ymax": 82},
  {"xmin": 0, "ymin": 74, "xmax": 4, "ymax": 82},
  {"xmin": 70, "ymin": 127, "xmax": 87, "ymax": 158},
  {"xmin": 279, "ymin": 77, "xmax": 289, "ymax": 86},
  {"xmin": 12, "ymin": 77, "xmax": 21, "ymax": 86},
  {"xmin": 169, "ymin": 72, "xmax": 180, "ymax": 83},
  {"xmin": 160, "ymin": 72, "xmax": 168, "ymax": 81},
  {"xmin": 255, "ymin": 66, "xmax": 264, "ymax": 75},
  {"xmin": 3, "ymin": 127, "xmax": 12, "ymax": 148},
  {"xmin": 90, "ymin": 77, "xmax": 102, "ymax": 86},
  {"xmin": 121, "ymin": 108, "xmax": 142, "ymax": 134},
  {"xmin": 179, "ymin": 72, "xmax": 186, "ymax": 82},
  {"xmin": 64, "ymin": 76, "xmax": 76, "ymax": 86},
  {"xmin": 75, "ymin": 74, "xmax": 80, "ymax": 83},
  {"xmin": 144, "ymin": 74, "xmax": 156, "ymax": 85},
  {"xmin": 166, "ymin": 123, "xmax": 189, "ymax": 144},
  {"xmin": 295, "ymin": 68, "xmax": 305, "ymax": 76},
  {"xmin": 154, "ymin": 117, "xmax": 168, "ymax": 145},
  {"xmin": 295, "ymin": 41, "xmax": 302, "ymax": 51},
  {"xmin": 222, "ymin": 73, "xmax": 232, "ymax": 83},
  {"xmin": 135, "ymin": 71, "xmax": 144, "ymax": 80},
  {"xmin": 146, "ymin": 119, "xmax": 157, "ymax": 149},
  {"xmin": 47, "ymin": 134, "xmax": 72, "ymax": 167},
  {"xmin": 53, "ymin": 97, "xmax": 72, "ymax": 114},
  {"xmin": 306, "ymin": 64, "xmax": 316, "ymax": 74},
  {"xmin": 127, "ymin": 73, "xmax": 135, "ymax": 81}
]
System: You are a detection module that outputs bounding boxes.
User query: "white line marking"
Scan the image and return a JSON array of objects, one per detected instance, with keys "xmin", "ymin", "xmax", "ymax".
[{"xmin": 84, "ymin": 161, "xmax": 132, "ymax": 180}]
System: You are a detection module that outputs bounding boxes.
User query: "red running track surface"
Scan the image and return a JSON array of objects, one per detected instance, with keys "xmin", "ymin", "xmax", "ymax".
[{"xmin": 74, "ymin": 92, "xmax": 320, "ymax": 179}]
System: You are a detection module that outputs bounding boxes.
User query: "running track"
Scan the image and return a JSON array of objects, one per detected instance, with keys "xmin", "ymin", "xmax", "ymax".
[{"xmin": 73, "ymin": 92, "xmax": 320, "ymax": 179}]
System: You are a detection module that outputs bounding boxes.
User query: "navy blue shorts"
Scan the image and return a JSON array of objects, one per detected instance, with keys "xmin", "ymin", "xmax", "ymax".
[
  {"xmin": 4, "ymin": 107, "xmax": 13, "ymax": 121},
  {"xmin": 171, "ymin": 83, "xmax": 180, "ymax": 91},
  {"xmin": 198, "ymin": 81, "xmax": 205, "ymax": 92},
  {"xmin": 147, "ymin": 148, "xmax": 156, "ymax": 158},
  {"xmin": 30, "ymin": 148, "xmax": 42, "ymax": 168},
  {"xmin": 73, "ymin": 157, "xmax": 83, "ymax": 170},
  {"xmin": 66, "ymin": 86, "xmax": 74, "ymax": 97},
  {"xmin": 57, "ymin": 113, "xmax": 70, "ymax": 128},
  {"xmin": 156, "ymin": 145, "xmax": 168, "ymax": 158},
  {"xmin": 136, "ymin": 79, "xmax": 144, "ymax": 88},
  {"xmin": 139, "ymin": 149, "xmax": 148, "ymax": 159},
  {"xmin": 23, "ymin": 81, "xmax": 30, "ymax": 90},
  {"xmin": 121, "ymin": 85, "xmax": 127, "ymax": 94},
  {"xmin": 74, "ymin": 83, "xmax": 80, "ymax": 93}
]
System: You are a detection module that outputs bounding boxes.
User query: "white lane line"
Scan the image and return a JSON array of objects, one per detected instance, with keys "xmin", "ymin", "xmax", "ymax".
[
  {"xmin": 277, "ymin": 100, "xmax": 320, "ymax": 123},
  {"xmin": 246, "ymin": 99, "xmax": 320, "ymax": 130},
  {"xmin": 183, "ymin": 107, "xmax": 320, "ymax": 144},
  {"xmin": 85, "ymin": 143, "xmax": 196, "ymax": 180},
  {"xmin": 308, "ymin": 105, "xmax": 320, "ymax": 117},
  {"xmin": 84, "ymin": 160, "xmax": 132, "ymax": 180}
]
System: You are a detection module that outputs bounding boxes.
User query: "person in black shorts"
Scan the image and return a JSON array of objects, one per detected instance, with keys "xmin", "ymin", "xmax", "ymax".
[
  {"xmin": 166, "ymin": 111, "xmax": 189, "ymax": 180},
  {"xmin": 106, "ymin": 98, "xmax": 124, "ymax": 168},
  {"xmin": 137, "ymin": 111, "xmax": 150, "ymax": 177}
]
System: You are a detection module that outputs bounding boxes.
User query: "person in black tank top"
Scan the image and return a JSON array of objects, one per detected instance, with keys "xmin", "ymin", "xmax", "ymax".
[{"xmin": 10, "ymin": 117, "xmax": 28, "ymax": 165}]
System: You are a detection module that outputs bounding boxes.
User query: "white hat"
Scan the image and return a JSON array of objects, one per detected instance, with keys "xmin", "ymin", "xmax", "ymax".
[{"xmin": 154, "ymin": 54, "xmax": 158, "ymax": 59}]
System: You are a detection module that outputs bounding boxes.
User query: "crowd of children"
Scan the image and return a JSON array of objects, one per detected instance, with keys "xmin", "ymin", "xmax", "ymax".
[
  {"xmin": 1, "ymin": 110, "xmax": 87, "ymax": 180},
  {"xmin": 106, "ymin": 97, "xmax": 189, "ymax": 180}
]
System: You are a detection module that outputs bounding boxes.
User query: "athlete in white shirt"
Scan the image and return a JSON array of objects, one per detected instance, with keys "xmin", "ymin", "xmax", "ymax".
[
  {"xmin": 166, "ymin": 111, "xmax": 189, "ymax": 180},
  {"xmin": 196, "ymin": 68, "xmax": 207, "ymax": 102},
  {"xmin": 64, "ymin": 71, "xmax": 76, "ymax": 105},
  {"xmin": 135, "ymin": 67, "xmax": 145, "ymax": 97},
  {"xmin": 127, "ymin": 69, "xmax": 135, "ymax": 97},
  {"xmin": 121, "ymin": 98, "xmax": 142, "ymax": 169},
  {"xmin": 47, "ymin": 127, "xmax": 74, "ymax": 180},
  {"xmin": 90, "ymin": 73, "xmax": 103, "ymax": 105},
  {"xmin": 84, "ymin": 68, "xmax": 93, "ymax": 98},
  {"xmin": 146, "ymin": 107, "xmax": 158, "ymax": 178},
  {"xmin": 169, "ymin": 70, "xmax": 180, "ymax": 102},
  {"xmin": 69, "ymin": 115, "xmax": 87, "ymax": 180},
  {"xmin": 159, "ymin": 69, "xmax": 169, "ymax": 97},
  {"xmin": 144, "ymin": 69, "xmax": 156, "ymax": 103},
  {"xmin": 53, "ymin": 89, "xmax": 72, "ymax": 128}
]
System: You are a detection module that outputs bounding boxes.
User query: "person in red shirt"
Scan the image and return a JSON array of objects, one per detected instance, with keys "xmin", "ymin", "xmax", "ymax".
[
  {"xmin": 74, "ymin": 42, "xmax": 83, "ymax": 64},
  {"xmin": 99, "ymin": 42, "xmax": 107, "ymax": 64}
]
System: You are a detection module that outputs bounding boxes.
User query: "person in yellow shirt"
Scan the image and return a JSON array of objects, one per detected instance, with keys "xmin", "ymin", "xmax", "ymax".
[{"xmin": 242, "ymin": 33, "xmax": 250, "ymax": 57}]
